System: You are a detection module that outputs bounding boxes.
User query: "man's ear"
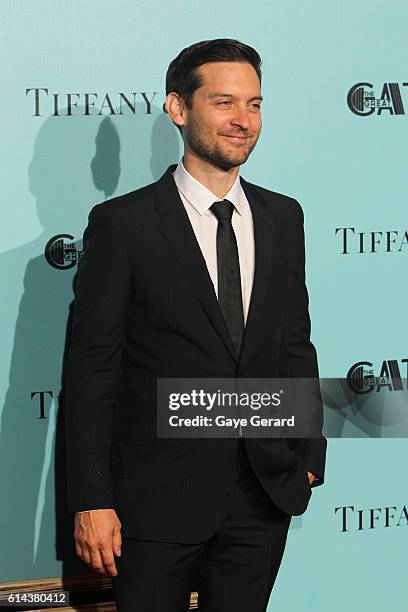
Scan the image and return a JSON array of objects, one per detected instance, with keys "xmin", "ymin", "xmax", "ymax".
[{"xmin": 165, "ymin": 92, "xmax": 186, "ymax": 129}]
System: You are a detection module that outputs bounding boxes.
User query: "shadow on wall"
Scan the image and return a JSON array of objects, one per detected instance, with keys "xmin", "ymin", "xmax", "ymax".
[{"xmin": 0, "ymin": 105, "xmax": 180, "ymax": 581}]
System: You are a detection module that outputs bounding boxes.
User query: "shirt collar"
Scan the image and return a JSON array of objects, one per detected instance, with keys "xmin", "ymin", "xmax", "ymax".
[{"xmin": 173, "ymin": 158, "xmax": 246, "ymax": 216}]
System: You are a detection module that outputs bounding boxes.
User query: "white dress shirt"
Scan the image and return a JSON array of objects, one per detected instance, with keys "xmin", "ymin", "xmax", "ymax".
[{"xmin": 173, "ymin": 159, "xmax": 255, "ymax": 323}]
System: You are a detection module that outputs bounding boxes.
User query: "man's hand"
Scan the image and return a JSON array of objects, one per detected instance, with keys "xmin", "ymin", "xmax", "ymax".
[
  {"xmin": 307, "ymin": 471, "xmax": 317, "ymax": 486},
  {"xmin": 74, "ymin": 509, "xmax": 122, "ymax": 576}
]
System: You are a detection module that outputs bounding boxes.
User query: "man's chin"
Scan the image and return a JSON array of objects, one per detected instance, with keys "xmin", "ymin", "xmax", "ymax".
[{"xmin": 212, "ymin": 149, "xmax": 251, "ymax": 170}]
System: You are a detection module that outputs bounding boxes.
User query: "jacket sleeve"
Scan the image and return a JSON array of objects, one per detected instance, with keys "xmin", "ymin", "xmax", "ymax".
[
  {"xmin": 64, "ymin": 203, "xmax": 131, "ymax": 513},
  {"xmin": 278, "ymin": 200, "xmax": 327, "ymax": 487}
]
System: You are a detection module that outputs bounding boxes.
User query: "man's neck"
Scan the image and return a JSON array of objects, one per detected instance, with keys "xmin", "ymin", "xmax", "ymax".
[{"xmin": 182, "ymin": 151, "xmax": 240, "ymax": 199}]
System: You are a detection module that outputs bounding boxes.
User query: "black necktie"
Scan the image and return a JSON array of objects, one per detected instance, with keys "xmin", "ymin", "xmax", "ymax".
[{"xmin": 210, "ymin": 199, "xmax": 245, "ymax": 357}]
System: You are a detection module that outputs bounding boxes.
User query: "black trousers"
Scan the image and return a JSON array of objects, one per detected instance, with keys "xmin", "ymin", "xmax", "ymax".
[{"xmin": 113, "ymin": 441, "xmax": 291, "ymax": 612}]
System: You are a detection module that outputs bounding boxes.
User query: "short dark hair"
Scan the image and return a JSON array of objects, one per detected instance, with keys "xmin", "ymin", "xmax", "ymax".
[{"xmin": 166, "ymin": 38, "xmax": 262, "ymax": 110}]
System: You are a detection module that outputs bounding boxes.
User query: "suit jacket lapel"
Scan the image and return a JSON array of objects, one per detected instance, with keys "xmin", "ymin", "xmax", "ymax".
[
  {"xmin": 156, "ymin": 164, "xmax": 238, "ymax": 362},
  {"xmin": 238, "ymin": 178, "xmax": 277, "ymax": 369}
]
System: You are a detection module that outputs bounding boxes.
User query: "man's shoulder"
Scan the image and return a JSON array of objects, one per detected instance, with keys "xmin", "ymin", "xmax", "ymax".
[
  {"xmin": 242, "ymin": 178, "xmax": 304, "ymax": 220},
  {"xmin": 88, "ymin": 179, "xmax": 158, "ymax": 223}
]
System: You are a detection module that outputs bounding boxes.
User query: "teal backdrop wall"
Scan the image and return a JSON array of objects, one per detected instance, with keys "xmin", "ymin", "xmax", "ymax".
[{"xmin": 1, "ymin": 1, "xmax": 407, "ymax": 610}]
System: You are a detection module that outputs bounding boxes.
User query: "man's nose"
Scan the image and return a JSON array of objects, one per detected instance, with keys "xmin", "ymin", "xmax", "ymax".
[{"xmin": 230, "ymin": 105, "xmax": 250, "ymax": 129}]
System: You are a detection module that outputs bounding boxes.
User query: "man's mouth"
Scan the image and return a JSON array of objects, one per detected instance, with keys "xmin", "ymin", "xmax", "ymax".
[{"xmin": 220, "ymin": 134, "xmax": 250, "ymax": 142}]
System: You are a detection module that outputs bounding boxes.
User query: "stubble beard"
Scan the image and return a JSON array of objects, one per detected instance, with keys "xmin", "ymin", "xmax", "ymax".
[{"xmin": 184, "ymin": 116, "xmax": 258, "ymax": 171}]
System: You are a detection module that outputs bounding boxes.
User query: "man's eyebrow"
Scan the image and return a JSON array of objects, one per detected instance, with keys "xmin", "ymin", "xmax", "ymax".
[{"xmin": 208, "ymin": 92, "xmax": 263, "ymax": 102}]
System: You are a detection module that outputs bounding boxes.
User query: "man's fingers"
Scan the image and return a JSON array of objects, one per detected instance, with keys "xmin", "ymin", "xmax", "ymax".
[
  {"xmin": 307, "ymin": 471, "xmax": 316, "ymax": 485},
  {"xmin": 75, "ymin": 541, "xmax": 90, "ymax": 566},
  {"xmin": 80, "ymin": 547, "xmax": 91, "ymax": 566},
  {"xmin": 100, "ymin": 546, "xmax": 118, "ymax": 577},
  {"xmin": 76, "ymin": 544, "xmax": 93, "ymax": 568},
  {"xmin": 89, "ymin": 548, "xmax": 107, "ymax": 573},
  {"xmin": 112, "ymin": 529, "xmax": 122, "ymax": 557}
]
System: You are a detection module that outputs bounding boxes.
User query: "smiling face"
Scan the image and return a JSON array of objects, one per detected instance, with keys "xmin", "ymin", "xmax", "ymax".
[{"xmin": 181, "ymin": 61, "xmax": 262, "ymax": 171}]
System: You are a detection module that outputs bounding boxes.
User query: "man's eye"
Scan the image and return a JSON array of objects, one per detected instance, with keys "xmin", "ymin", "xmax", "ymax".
[
  {"xmin": 218, "ymin": 100, "xmax": 232, "ymax": 106},
  {"xmin": 250, "ymin": 104, "xmax": 261, "ymax": 109}
]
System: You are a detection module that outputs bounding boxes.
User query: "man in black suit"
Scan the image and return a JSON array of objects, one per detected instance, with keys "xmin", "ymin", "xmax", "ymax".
[{"xmin": 65, "ymin": 39, "xmax": 327, "ymax": 611}]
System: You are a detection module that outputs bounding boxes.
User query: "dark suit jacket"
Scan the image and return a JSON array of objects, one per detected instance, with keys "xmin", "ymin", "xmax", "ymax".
[{"xmin": 65, "ymin": 163, "xmax": 327, "ymax": 542}]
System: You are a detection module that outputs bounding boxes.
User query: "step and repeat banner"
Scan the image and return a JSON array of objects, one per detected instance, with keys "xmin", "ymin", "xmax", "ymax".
[{"xmin": 0, "ymin": 1, "xmax": 406, "ymax": 610}]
